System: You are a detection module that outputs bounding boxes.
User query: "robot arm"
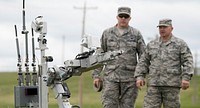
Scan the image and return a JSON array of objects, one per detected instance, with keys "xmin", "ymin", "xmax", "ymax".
[
  {"xmin": 46, "ymin": 49, "xmax": 123, "ymax": 86},
  {"xmin": 45, "ymin": 49, "xmax": 123, "ymax": 108},
  {"xmin": 64, "ymin": 49, "xmax": 123, "ymax": 76}
]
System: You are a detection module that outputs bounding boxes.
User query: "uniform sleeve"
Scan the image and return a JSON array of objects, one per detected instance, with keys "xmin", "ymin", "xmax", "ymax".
[
  {"xmin": 134, "ymin": 44, "xmax": 150, "ymax": 80},
  {"xmin": 92, "ymin": 68, "xmax": 103, "ymax": 79},
  {"xmin": 92, "ymin": 31, "xmax": 107, "ymax": 79},
  {"xmin": 180, "ymin": 42, "xmax": 194, "ymax": 81},
  {"xmin": 100, "ymin": 31, "xmax": 107, "ymax": 52},
  {"xmin": 136, "ymin": 31, "xmax": 146, "ymax": 58}
]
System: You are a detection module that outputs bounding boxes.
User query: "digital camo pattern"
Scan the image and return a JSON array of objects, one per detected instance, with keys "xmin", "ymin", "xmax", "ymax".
[
  {"xmin": 92, "ymin": 25, "xmax": 146, "ymax": 82},
  {"xmin": 118, "ymin": 7, "xmax": 131, "ymax": 16},
  {"xmin": 134, "ymin": 35, "xmax": 194, "ymax": 87},
  {"xmin": 143, "ymin": 87, "xmax": 180, "ymax": 108},
  {"xmin": 157, "ymin": 18, "xmax": 172, "ymax": 27},
  {"xmin": 101, "ymin": 80, "xmax": 138, "ymax": 108},
  {"xmin": 92, "ymin": 25, "xmax": 146, "ymax": 108}
]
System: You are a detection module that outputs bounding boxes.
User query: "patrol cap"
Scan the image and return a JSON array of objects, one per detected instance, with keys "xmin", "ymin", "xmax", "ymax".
[
  {"xmin": 118, "ymin": 7, "xmax": 131, "ymax": 16},
  {"xmin": 157, "ymin": 18, "xmax": 172, "ymax": 27}
]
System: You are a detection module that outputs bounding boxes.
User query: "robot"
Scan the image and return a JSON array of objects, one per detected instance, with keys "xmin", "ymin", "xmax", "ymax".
[{"xmin": 14, "ymin": 5, "xmax": 123, "ymax": 107}]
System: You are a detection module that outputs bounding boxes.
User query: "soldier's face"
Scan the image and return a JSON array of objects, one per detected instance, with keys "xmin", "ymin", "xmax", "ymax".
[
  {"xmin": 117, "ymin": 14, "xmax": 131, "ymax": 28},
  {"xmin": 159, "ymin": 26, "xmax": 173, "ymax": 37}
]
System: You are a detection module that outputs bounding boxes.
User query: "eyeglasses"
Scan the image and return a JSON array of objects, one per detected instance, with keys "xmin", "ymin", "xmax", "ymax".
[{"xmin": 118, "ymin": 14, "xmax": 130, "ymax": 19}]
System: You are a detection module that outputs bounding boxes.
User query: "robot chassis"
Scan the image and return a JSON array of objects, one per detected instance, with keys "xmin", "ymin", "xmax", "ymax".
[{"xmin": 14, "ymin": 1, "xmax": 123, "ymax": 108}]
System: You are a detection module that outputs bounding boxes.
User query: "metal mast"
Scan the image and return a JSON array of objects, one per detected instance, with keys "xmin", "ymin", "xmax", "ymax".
[
  {"xmin": 22, "ymin": 0, "xmax": 31, "ymax": 86},
  {"xmin": 15, "ymin": 25, "xmax": 24, "ymax": 86},
  {"xmin": 31, "ymin": 28, "xmax": 38, "ymax": 86}
]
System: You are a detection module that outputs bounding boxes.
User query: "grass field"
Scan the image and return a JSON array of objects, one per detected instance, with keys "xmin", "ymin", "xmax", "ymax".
[{"xmin": 0, "ymin": 72, "xmax": 199, "ymax": 108}]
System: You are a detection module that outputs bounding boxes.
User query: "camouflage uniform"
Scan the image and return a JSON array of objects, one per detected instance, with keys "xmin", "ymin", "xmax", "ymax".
[
  {"xmin": 92, "ymin": 24, "xmax": 146, "ymax": 108},
  {"xmin": 134, "ymin": 33, "xmax": 194, "ymax": 108}
]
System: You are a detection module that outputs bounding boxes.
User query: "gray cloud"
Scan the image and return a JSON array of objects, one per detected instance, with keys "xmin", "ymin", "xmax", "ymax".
[{"xmin": 0, "ymin": 0, "xmax": 200, "ymax": 71}]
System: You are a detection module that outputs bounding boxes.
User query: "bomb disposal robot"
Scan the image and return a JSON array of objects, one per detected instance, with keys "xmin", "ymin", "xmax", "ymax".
[{"xmin": 37, "ymin": 17, "xmax": 123, "ymax": 108}]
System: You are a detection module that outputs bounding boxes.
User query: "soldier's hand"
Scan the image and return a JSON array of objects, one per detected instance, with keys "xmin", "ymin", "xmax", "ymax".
[
  {"xmin": 93, "ymin": 78, "xmax": 103, "ymax": 92},
  {"xmin": 136, "ymin": 80, "xmax": 145, "ymax": 90},
  {"xmin": 93, "ymin": 78, "xmax": 101, "ymax": 88},
  {"xmin": 181, "ymin": 80, "xmax": 190, "ymax": 90}
]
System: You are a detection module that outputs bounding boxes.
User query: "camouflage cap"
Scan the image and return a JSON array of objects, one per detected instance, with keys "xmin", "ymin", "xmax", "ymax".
[
  {"xmin": 157, "ymin": 18, "xmax": 172, "ymax": 27},
  {"xmin": 118, "ymin": 7, "xmax": 131, "ymax": 16}
]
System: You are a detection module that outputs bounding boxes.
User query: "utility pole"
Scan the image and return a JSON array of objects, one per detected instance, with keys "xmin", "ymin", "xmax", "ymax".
[
  {"xmin": 192, "ymin": 51, "xmax": 198, "ymax": 104},
  {"xmin": 194, "ymin": 52, "xmax": 198, "ymax": 75},
  {"xmin": 74, "ymin": 1, "xmax": 97, "ymax": 107},
  {"xmin": 62, "ymin": 35, "xmax": 65, "ymax": 63}
]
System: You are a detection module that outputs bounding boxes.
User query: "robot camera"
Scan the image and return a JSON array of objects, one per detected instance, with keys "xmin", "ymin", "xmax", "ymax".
[{"xmin": 31, "ymin": 16, "xmax": 47, "ymax": 34}]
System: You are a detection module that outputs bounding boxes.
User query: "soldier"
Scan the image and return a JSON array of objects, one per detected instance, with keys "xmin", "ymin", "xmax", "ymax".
[
  {"xmin": 92, "ymin": 6, "xmax": 146, "ymax": 108},
  {"xmin": 134, "ymin": 18, "xmax": 194, "ymax": 108}
]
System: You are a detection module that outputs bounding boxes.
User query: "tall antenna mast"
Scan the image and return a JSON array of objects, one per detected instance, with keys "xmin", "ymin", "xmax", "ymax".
[
  {"xmin": 22, "ymin": 0, "xmax": 31, "ymax": 86},
  {"xmin": 15, "ymin": 25, "xmax": 24, "ymax": 86},
  {"xmin": 31, "ymin": 28, "xmax": 38, "ymax": 86}
]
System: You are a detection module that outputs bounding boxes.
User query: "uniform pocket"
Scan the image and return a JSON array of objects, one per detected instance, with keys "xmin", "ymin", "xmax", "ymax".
[
  {"xmin": 167, "ymin": 68, "xmax": 181, "ymax": 75},
  {"xmin": 167, "ymin": 49, "xmax": 179, "ymax": 61},
  {"xmin": 106, "ymin": 65, "xmax": 116, "ymax": 70},
  {"xmin": 125, "ymin": 65, "xmax": 135, "ymax": 71}
]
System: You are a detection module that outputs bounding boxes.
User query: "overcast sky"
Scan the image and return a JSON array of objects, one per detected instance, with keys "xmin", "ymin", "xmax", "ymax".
[{"xmin": 0, "ymin": 0, "xmax": 200, "ymax": 72}]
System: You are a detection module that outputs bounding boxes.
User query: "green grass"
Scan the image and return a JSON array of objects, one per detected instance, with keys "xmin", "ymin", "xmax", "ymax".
[{"xmin": 0, "ymin": 72, "xmax": 199, "ymax": 108}]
